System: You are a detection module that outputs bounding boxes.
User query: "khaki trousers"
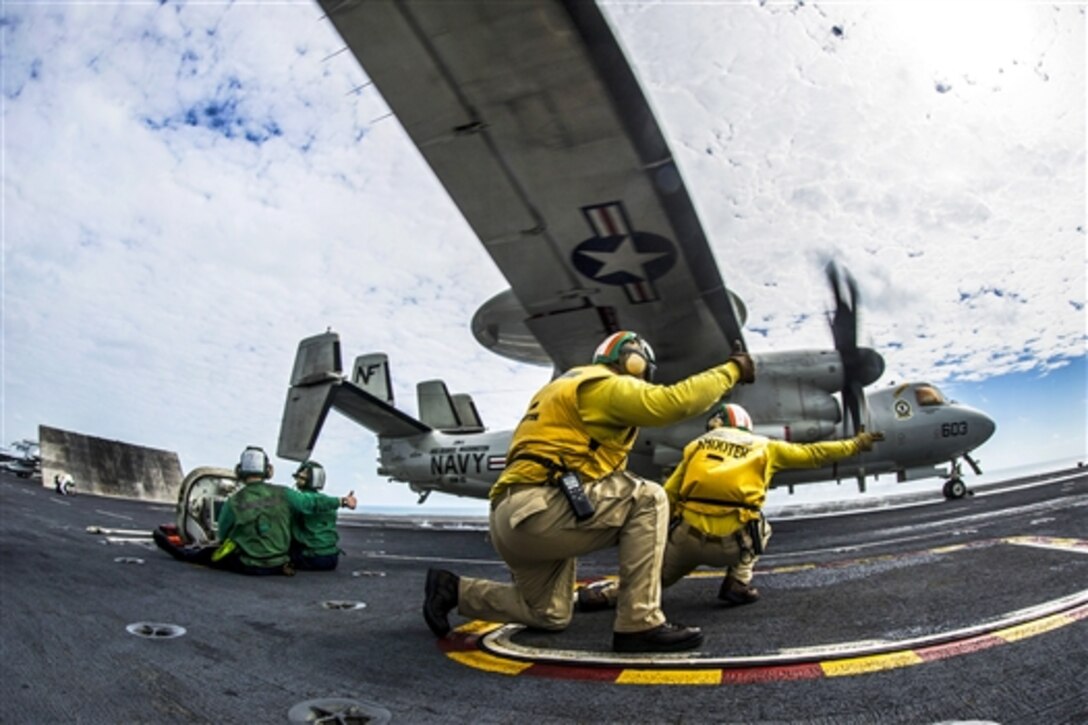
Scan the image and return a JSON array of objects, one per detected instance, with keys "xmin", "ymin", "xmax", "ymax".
[
  {"xmin": 661, "ymin": 518, "xmax": 773, "ymax": 587},
  {"xmin": 458, "ymin": 471, "xmax": 668, "ymax": 633},
  {"xmin": 590, "ymin": 517, "xmax": 773, "ymax": 606}
]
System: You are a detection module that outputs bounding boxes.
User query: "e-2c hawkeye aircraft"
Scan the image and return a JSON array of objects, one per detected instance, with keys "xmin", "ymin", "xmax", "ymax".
[{"xmin": 277, "ymin": 0, "xmax": 995, "ymax": 503}]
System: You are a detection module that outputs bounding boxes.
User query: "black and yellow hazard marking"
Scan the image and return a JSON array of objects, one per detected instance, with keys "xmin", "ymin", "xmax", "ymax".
[
  {"xmin": 436, "ymin": 537, "xmax": 1088, "ymax": 684},
  {"xmin": 439, "ymin": 599, "xmax": 1087, "ymax": 685}
]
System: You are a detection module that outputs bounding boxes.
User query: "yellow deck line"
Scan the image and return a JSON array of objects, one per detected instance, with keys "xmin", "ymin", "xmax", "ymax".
[
  {"xmin": 1004, "ymin": 536, "xmax": 1088, "ymax": 554},
  {"xmin": 821, "ymin": 650, "xmax": 924, "ymax": 677},
  {"xmin": 995, "ymin": 611, "xmax": 1072, "ymax": 642},
  {"xmin": 447, "ymin": 650, "xmax": 534, "ymax": 675},
  {"xmin": 616, "ymin": 669, "xmax": 723, "ymax": 686},
  {"xmin": 456, "ymin": 620, "xmax": 504, "ymax": 636}
]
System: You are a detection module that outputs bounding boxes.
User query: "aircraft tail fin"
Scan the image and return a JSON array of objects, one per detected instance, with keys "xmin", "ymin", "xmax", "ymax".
[
  {"xmin": 278, "ymin": 332, "xmax": 430, "ymax": 462},
  {"xmin": 351, "ymin": 353, "xmax": 394, "ymax": 405},
  {"xmin": 452, "ymin": 393, "xmax": 485, "ymax": 431},
  {"xmin": 289, "ymin": 330, "xmax": 344, "ymax": 387},
  {"xmin": 417, "ymin": 381, "xmax": 486, "ymax": 433},
  {"xmin": 278, "ymin": 332, "xmax": 343, "ymax": 461}
]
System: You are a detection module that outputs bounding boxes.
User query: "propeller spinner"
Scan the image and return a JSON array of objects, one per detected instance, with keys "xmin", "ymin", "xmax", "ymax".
[{"xmin": 825, "ymin": 262, "xmax": 885, "ymax": 435}]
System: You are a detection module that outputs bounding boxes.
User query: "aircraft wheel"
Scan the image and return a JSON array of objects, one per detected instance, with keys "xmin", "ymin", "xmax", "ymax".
[{"xmin": 943, "ymin": 478, "xmax": 967, "ymax": 500}]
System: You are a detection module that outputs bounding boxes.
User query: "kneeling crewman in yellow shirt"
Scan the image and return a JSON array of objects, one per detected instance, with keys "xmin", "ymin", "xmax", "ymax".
[
  {"xmin": 578, "ymin": 403, "xmax": 882, "ymax": 609},
  {"xmin": 423, "ymin": 332, "xmax": 755, "ymax": 653}
]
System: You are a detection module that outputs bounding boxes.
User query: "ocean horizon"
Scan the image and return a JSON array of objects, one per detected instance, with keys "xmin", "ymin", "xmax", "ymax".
[{"xmin": 346, "ymin": 456, "xmax": 1085, "ymax": 520}]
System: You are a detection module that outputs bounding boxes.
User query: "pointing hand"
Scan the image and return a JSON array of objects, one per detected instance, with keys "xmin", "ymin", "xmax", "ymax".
[
  {"xmin": 856, "ymin": 432, "xmax": 885, "ymax": 451},
  {"xmin": 727, "ymin": 339, "xmax": 755, "ymax": 384}
]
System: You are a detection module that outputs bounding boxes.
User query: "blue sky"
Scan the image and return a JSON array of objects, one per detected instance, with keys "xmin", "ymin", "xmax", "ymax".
[
  {"xmin": 1, "ymin": 1, "xmax": 1084, "ymax": 514},
  {"xmin": 939, "ymin": 354, "xmax": 1086, "ymax": 472}
]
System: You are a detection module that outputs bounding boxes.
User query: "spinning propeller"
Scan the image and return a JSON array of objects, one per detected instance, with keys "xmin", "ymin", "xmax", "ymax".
[{"xmin": 825, "ymin": 262, "xmax": 885, "ymax": 436}]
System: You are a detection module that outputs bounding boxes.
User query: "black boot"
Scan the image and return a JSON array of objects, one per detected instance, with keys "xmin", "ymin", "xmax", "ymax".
[
  {"xmin": 613, "ymin": 622, "xmax": 703, "ymax": 653},
  {"xmin": 575, "ymin": 580, "xmax": 615, "ymax": 613},
  {"xmin": 718, "ymin": 575, "xmax": 760, "ymax": 606},
  {"xmin": 423, "ymin": 568, "xmax": 460, "ymax": 637}
]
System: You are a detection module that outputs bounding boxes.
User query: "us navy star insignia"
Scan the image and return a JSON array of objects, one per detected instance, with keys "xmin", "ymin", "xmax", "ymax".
[
  {"xmin": 571, "ymin": 201, "xmax": 678, "ymax": 303},
  {"xmin": 578, "ymin": 235, "xmax": 670, "ymax": 281}
]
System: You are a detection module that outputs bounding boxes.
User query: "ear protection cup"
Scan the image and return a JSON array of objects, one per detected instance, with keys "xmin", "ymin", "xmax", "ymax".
[{"xmin": 622, "ymin": 350, "xmax": 647, "ymax": 377}]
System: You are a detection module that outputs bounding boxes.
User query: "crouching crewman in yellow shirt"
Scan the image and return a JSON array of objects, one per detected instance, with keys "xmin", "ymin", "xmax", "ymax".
[{"xmin": 578, "ymin": 403, "xmax": 882, "ymax": 609}]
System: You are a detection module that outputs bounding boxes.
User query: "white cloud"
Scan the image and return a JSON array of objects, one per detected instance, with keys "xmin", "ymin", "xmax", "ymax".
[{"xmin": 2, "ymin": 1, "xmax": 1083, "ymax": 512}]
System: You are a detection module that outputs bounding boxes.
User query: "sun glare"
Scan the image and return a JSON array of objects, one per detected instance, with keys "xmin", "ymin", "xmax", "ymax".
[{"xmin": 884, "ymin": 2, "xmax": 1041, "ymax": 80}]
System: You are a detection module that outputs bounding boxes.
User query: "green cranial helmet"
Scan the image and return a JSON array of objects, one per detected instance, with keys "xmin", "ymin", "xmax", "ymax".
[
  {"xmin": 707, "ymin": 403, "xmax": 753, "ymax": 431},
  {"xmin": 294, "ymin": 460, "xmax": 326, "ymax": 491},
  {"xmin": 592, "ymin": 331, "xmax": 657, "ymax": 381}
]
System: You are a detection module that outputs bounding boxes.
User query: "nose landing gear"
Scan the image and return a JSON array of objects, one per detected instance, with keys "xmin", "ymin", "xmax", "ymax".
[
  {"xmin": 942, "ymin": 477, "xmax": 968, "ymax": 500},
  {"xmin": 942, "ymin": 454, "xmax": 981, "ymax": 500}
]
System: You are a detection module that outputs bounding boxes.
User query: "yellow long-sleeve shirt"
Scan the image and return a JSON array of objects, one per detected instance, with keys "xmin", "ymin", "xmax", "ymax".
[
  {"xmin": 665, "ymin": 427, "xmax": 864, "ymax": 537},
  {"xmin": 492, "ymin": 360, "xmax": 744, "ymax": 499}
]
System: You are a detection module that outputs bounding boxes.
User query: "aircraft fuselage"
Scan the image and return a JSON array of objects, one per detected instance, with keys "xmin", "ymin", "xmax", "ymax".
[
  {"xmin": 379, "ymin": 430, "xmax": 510, "ymax": 500},
  {"xmin": 375, "ymin": 380, "xmax": 995, "ymax": 501}
]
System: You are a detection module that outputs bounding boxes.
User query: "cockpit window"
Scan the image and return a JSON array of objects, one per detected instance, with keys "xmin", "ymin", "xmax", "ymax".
[{"xmin": 915, "ymin": 384, "xmax": 946, "ymax": 407}]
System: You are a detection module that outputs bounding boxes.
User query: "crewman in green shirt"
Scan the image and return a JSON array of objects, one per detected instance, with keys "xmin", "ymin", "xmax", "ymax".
[
  {"xmin": 154, "ymin": 446, "xmax": 356, "ymax": 575},
  {"xmin": 289, "ymin": 460, "xmax": 348, "ymax": 571}
]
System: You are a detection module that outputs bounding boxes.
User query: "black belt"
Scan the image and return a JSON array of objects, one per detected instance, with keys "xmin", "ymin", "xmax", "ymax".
[
  {"xmin": 491, "ymin": 452, "xmax": 565, "ymax": 512},
  {"xmin": 679, "ymin": 520, "xmax": 731, "ymax": 543},
  {"xmin": 680, "ymin": 496, "xmax": 761, "ymax": 512},
  {"xmin": 507, "ymin": 452, "xmax": 564, "ymax": 481}
]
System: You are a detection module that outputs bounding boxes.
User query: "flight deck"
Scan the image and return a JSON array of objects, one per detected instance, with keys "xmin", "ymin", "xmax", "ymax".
[{"xmin": 1, "ymin": 467, "xmax": 1085, "ymax": 723}]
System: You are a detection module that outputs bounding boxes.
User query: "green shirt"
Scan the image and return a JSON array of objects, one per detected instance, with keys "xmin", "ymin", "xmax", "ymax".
[
  {"xmin": 291, "ymin": 488, "xmax": 342, "ymax": 557},
  {"xmin": 217, "ymin": 481, "xmax": 340, "ymax": 567}
]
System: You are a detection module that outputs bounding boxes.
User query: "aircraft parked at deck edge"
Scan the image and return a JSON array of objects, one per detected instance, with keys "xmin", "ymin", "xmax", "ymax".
[
  {"xmin": 0, "ymin": 439, "xmax": 41, "ymax": 479},
  {"xmin": 276, "ymin": 0, "xmax": 995, "ymax": 504}
]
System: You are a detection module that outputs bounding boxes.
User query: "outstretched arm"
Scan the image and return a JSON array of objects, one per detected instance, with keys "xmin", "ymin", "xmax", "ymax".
[
  {"xmin": 767, "ymin": 432, "xmax": 884, "ymax": 473},
  {"xmin": 582, "ymin": 362, "xmax": 746, "ymax": 428},
  {"xmin": 285, "ymin": 487, "xmax": 342, "ymax": 515}
]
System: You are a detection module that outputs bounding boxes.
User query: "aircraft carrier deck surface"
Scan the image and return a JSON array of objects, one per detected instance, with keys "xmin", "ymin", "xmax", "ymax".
[{"xmin": 1, "ymin": 467, "xmax": 1085, "ymax": 723}]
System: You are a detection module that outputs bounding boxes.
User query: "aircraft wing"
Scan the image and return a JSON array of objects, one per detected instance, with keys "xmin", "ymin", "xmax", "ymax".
[{"xmin": 320, "ymin": 0, "xmax": 746, "ymax": 381}]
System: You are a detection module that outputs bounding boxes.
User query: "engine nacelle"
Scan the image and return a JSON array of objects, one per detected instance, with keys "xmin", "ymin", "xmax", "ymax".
[
  {"xmin": 753, "ymin": 349, "xmax": 845, "ymax": 392},
  {"xmin": 729, "ymin": 372, "xmax": 842, "ymax": 431},
  {"xmin": 753, "ymin": 420, "xmax": 839, "ymax": 442}
]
